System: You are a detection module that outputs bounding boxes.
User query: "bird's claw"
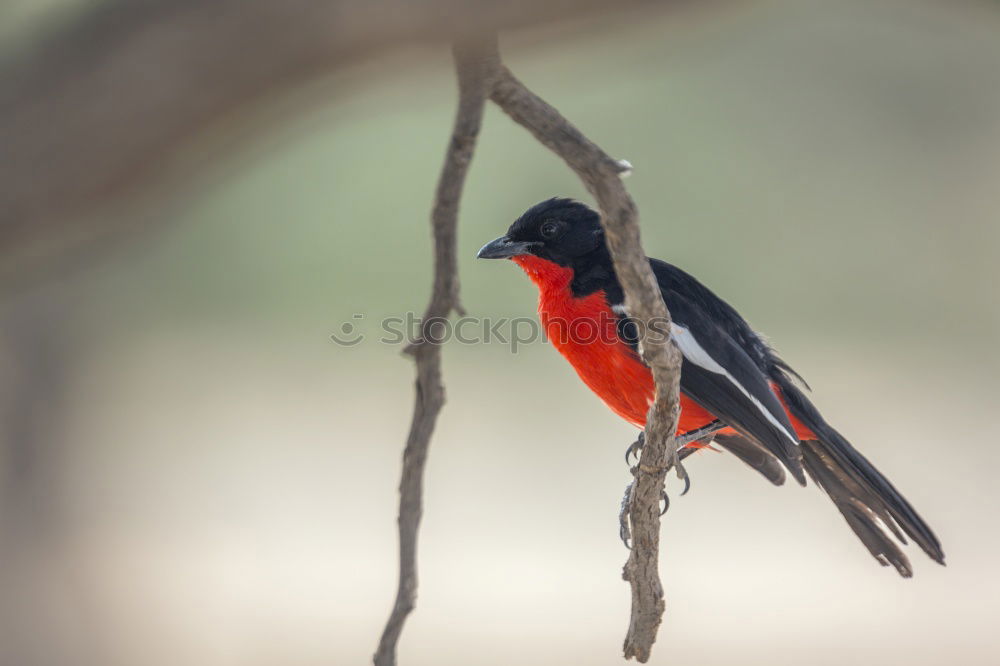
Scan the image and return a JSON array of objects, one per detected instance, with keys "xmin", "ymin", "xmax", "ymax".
[
  {"xmin": 676, "ymin": 462, "xmax": 692, "ymax": 496},
  {"xmin": 669, "ymin": 422, "xmax": 719, "ymax": 496},
  {"xmin": 619, "ymin": 480, "xmax": 634, "ymax": 548},
  {"xmin": 620, "ymin": 428, "xmax": 705, "ymax": 544},
  {"xmin": 620, "ymin": 484, "xmax": 671, "ymax": 544},
  {"xmin": 624, "ymin": 432, "xmax": 645, "ymax": 465}
]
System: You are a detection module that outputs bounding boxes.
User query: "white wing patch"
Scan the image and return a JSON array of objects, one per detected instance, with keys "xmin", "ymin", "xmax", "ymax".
[
  {"xmin": 671, "ymin": 323, "xmax": 799, "ymax": 446},
  {"xmin": 611, "ymin": 303, "xmax": 628, "ymax": 315}
]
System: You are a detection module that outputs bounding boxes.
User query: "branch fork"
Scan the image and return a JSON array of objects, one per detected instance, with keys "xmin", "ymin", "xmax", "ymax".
[{"xmin": 377, "ymin": 34, "xmax": 682, "ymax": 666}]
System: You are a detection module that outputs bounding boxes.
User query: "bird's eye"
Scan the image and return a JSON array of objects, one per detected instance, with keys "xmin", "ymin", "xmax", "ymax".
[{"xmin": 540, "ymin": 221, "xmax": 560, "ymax": 239}]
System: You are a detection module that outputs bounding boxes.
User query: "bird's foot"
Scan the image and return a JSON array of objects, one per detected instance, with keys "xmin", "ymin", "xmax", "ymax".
[
  {"xmin": 624, "ymin": 431, "xmax": 645, "ymax": 465},
  {"xmin": 674, "ymin": 420, "xmax": 725, "ymax": 448},
  {"xmin": 626, "ymin": 421, "xmax": 722, "ymax": 467},
  {"xmin": 619, "ymin": 483, "xmax": 672, "ymax": 549},
  {"xmin": 669, "ymin": 420, "xmax": 725, "ymax": 496},
  {"xmin": 619, "ymin": 422, "xmax": 726, "ymax": 544},
  {"xmin": 619, "ymin": 480, "xmax": 634, "ymax": 548},
  {"xmin": 674, "ymin": 461, "xmax": 691, "ymax": 496},
  {"xmin": 622, "ymin": 431, "xmax": 655, "ymax": 548}
]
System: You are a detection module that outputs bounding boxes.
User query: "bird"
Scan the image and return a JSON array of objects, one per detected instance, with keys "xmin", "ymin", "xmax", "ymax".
[{"xmin": 477, "ymin": 197, "xmax": 944, "ymax": 577}]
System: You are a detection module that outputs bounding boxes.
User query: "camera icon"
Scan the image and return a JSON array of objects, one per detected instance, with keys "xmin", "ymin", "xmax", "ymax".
[{"xmin": 331, "ymin": 314, "xmax": 365, "ymax": 346}]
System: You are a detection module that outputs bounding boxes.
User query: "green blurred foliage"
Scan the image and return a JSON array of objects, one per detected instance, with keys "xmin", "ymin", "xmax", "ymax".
[{"xmin": 67, "ymin": 2, "xmax": 1000, "ymax": 380}]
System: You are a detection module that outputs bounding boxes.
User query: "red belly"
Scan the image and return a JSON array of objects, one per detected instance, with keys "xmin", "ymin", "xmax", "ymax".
[
  {"xmin": 548, "ymin": 322, "xmax": 724, "ymax": 434},
  {"xmin": 514, "ymin": 255, "xmax": 723, "ymax": 436}
]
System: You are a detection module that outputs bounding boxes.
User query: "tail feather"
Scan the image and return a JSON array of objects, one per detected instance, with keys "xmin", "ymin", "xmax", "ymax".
[
  {"xmin": 774, "ymin": 373, "xmax": 945, "ymax": 572},
  {"xmin": 801, "ymin": 440, "xmax": 913, "ymax": 577},
  {"xmin": 679, "ymin": 434, "xmax": 787, "ymax": 485},
  {"xmin": 713, "ymin": 434, "xmax": 786, "ymax": 486}
]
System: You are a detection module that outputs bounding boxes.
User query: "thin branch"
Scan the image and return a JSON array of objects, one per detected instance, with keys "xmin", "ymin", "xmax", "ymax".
[
  {"xmin": 372, "ymin": 38, "xmax": 497, "ymax": 666},
  {"xmin": 487, "ymin": 62, "xmax": 683, "ymax": 662}
]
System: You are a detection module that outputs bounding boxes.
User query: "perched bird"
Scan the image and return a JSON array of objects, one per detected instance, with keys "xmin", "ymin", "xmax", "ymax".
[{"xmin": 477, "ymin": 197, "xmax": 944, "ymax": 577}]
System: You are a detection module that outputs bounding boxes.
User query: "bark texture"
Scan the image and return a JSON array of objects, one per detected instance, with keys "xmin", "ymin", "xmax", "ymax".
[
  {"xmin": 489, "ymin": 62, "xmax": 682, "ymax": 664},
  {"xmin": 377, "ymin": 37, "xmax": 683, "ymax": 664}
]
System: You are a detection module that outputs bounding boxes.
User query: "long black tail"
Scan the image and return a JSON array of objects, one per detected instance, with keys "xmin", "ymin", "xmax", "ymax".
[{"xmin": 773, "ymin": 373, "xmax": 945, "ymax": 577}]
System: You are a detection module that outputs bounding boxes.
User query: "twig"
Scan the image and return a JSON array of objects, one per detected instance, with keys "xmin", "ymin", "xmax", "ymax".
[
  {"xmin": 487, "ymin": 61, "xmax": 683, "ymax": 662},
  {"xmin": 372, "ymin": 39, "xmax": 497, "ymax": 666}
]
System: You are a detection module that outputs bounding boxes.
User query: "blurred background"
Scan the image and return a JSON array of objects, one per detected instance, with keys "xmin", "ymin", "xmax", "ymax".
[{"xmin": 1, "ymin": 0, "xmax": 999, "ymax": 664}]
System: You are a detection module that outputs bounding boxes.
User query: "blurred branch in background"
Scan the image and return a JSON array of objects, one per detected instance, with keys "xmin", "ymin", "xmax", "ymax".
[
  {"xmin": 0, "ymin": 292, "xmax": 89, "ymax": 665},
  {"xmin": 0, "ymin": 0, "xmax": 663, "ymax": 290}
]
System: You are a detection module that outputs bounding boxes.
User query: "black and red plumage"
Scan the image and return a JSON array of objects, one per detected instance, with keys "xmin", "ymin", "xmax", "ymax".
[{"xmin": 478, "ymin": 197, "xmax": 944, "ymax": 577}]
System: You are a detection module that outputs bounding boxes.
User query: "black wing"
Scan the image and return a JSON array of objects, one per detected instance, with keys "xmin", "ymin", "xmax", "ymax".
[
  {"xmin": 635, "ymin": 257, "xmax": 941, "ymax": 572},
  {"xmin": 649, "ymin": 259, "xmax": 775, "ymax": 371},
  {"xmin": 664, "ymin": 292, "xmax": 806, "ymax": 484},
  {"xmin": 610, "ymin": 285, "xmax": 804, "ymax": 483}
]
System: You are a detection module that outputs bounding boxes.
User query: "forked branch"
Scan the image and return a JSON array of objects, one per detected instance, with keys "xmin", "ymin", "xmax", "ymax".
[{"xmin": 376, "ymin": 35, "xmax": 682, "ymax": 665}]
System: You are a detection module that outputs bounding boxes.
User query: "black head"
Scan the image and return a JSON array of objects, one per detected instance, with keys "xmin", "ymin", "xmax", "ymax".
[{"xmin": 477, "ymin": 198, "xmax": 606, "ymax": 266}]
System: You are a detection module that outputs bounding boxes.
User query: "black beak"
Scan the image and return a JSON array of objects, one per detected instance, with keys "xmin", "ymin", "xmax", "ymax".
[{"xmin": 476, "ymin": 236, "xmax": 540, "ymax": 259}]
